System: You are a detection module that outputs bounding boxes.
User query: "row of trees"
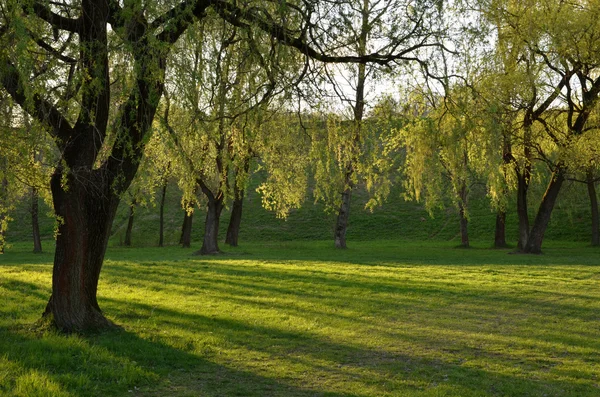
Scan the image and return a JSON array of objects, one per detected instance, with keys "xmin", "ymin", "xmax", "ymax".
[{"xmin": 1, "ymin": 0, "xmax": 599, "ymax": 332}]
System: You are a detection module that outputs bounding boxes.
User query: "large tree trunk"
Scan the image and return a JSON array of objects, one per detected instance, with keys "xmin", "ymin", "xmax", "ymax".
[
  {"xmin": 587, "ymin": 172, "xmax": 599, "ymax": 246},
  {"xmin": 31, "ymin": 187, "xmax": 43, "ymax": 253},
  {"xmin": 225, "ymin": 189, "xmax": 244, "ymax": 247},
  {"xmin": 523, "ymin": 169, "xmax": 565, "ymax": 254},
  {"xmin": 124, "ymin": 198, "xmax": 136, "ymax": 247},
  {"xmin": 334, "ymin": 187, "xmax": 352, "ymax": 249},
  {"xmin": 43, "ymin": 169, "xmax": 121, "ymax": 332},
  {"xmin": 494, "ymin": 209, "xmax": 507, "ymax": 248},
  {"xmin": 457, "ymin": 183, "xmax": 469, "ymax": 248},
  {"xmin": 158, "ymin": 182, "xmax": 168, "ymax": 247},
  {"xmin": 197, "ymin": 193, "xmax": 224, "ymax": 255},
  {"xmin": 180, "ymin": 210, "xmax": 193, "ymax": 248}
]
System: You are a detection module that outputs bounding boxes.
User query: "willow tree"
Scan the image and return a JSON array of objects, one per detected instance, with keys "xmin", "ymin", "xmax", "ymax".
[
  {"xmin": 396, "ymin": 86, "xmax": 485, "ymax": 247},
  {"xmin": 0, "ymin": 94, "xmax": 55, "ymax": 253},
  {"xmin": 483, "ymin": 0, "xmax": 600, "ymax": 253},
  {"xmin": 308, "ymin": 0, "xmax": 444, "ymax": 248}
]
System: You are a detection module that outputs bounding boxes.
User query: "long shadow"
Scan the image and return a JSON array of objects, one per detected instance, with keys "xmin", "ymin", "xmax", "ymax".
[
  {"xmin": 2, "ymin": 270, "xmax": 600, "ymax": 395},
  {"xmin": 102, "ymin": 297, "xmax": 600, "ymax": 397},
  {"xmin": 102, "ymin": 259, "xmax": 600, "ymax": 325}
]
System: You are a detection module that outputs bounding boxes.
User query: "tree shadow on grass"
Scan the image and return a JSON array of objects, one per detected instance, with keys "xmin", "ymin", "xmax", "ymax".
[
  {"xmin": 1, "ymin": 280, "xmax": 360, "ymax": 397},
  {"xmin": 100, "ymin": 297, "xmax": 600, "ymax": 397},
  {"xmin": 3, "ymin": 263, "xmax": 600, "ymax": 396}
]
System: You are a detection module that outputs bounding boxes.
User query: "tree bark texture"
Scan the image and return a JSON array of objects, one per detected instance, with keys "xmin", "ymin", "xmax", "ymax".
[
  {"xmin": 225, "ymin": 189, "xmax": 244, "ymax": 247},
  {"xmin": 335, "ymin": 188, "xmax": 352, "ymax": 249},
  {"xmin": 516, "ymin": 170, "xmax": 530, "ymax": 250},
  {"xmin": 124, "ymin": 199, "xmax": 136, "ymax": 247},
  {"xmin": 44, "ymin": 168, "xmax": 121, "ymax": 331},
  {"xmin": 180, "ymin": 210, "xmax": 193, "ymax": 248},
  {"xmin": 158, "ymin": 182, "xmax": 167, "ymax": 247},
  {"xmin": 523, "ymin": 169, "xmax": 565, "ymax": 254},
  {"xmin": 31, "ymin": 187, "xmax": 43, "ymax": 253},
  {"xmin": 587, "ymin": 172, "xmax": 599, "ymax": 246},
  {"xmin": 494, "ymin": 210, "xmax": 507, "ymax": 248},
  {"xmin": 197, "ymin": 193, "xmax": 224, "ymax": 255}
]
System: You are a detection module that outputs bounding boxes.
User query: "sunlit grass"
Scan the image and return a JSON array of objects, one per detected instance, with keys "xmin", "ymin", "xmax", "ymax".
[{"xmin": 1, "ymin": 240, "xmax": 600, "ymax": 396}]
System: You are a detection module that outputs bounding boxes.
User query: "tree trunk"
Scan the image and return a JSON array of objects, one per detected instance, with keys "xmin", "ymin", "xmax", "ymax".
[
  {"xmin": 43, "ymin": 169, "xmax": 120, "ymax": 332},
  {"xmin": 197, "ymin": 194, "xmax": 224, "ymax": 255},
  {"xmin": 494, "ymin": 209, "xmax": 507, "ymax": 248},
  {"xmin": 124, "ymin": 198, "xmax": 136, "ymax": 247},
  {"xmin": 334, "ymin": 187, "xmax": 352, "ymax": 249},
  {"xmin": 225, "ymin": 189, "xmax": 244, "ymax": 247},
  {"xmin": 458, "ymin": 183, "xmax": 469, "ymax": 248},
  {"xmin": 31, "ymin": 187, "xmax": 43, "ymax": 253},
  {"xmin": 158, "ymin": 182, "xmax": 167, "ymax": 247},
  {"xmin": 523, "ymin": 169, "xmax": 565, "ymax": 254},
  {"xmin": 516, "ymin": 170, "xmax": 530, "ymax": 250},
  {"xmin": 587, "ymin": 172, "xmax": 599, "ymax": 246},
  {"xmin": 0, "ymin": 174, "xmax": 7, "ymax": 254},
  {"xmin": 180, "ymin": 210, "xmax": 193, "ymax": 248}
]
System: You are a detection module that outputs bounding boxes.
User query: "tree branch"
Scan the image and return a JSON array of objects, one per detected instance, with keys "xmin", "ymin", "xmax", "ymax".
[
  {"xmin": 31, "ymin": 1, "xmax": 81, "ymax": 33},
  {"xmin": 0, "ymin": 58, "xmax": 73, "ymax": 142}
]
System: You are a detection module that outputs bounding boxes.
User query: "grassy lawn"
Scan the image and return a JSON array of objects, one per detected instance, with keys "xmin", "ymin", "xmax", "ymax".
[{"xmin": 1, "ymin": 240, "xmax": 600, "ymax": 396}]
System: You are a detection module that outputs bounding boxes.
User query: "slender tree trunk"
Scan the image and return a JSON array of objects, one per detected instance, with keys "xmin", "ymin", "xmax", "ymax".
[
  {"xmin": 197, "ymin": 193, "xmax": 224, "ymax": 255},
  {"xmin": 516, "ymin": 170, "xmax": 530, "ymax": 250},
  {"xmin": 0, "ymin": 173, "xmax": 7, "ymax": 254},
  {"xmin": 335, "ymin": 187, "xmax": 352, "ymax": 249},
  {"xmin": 124, "ymin": 198, "xmax": 136, "ymax": 247},
  {"xmin": 225, "ymin": 161, "xmax": 250, "ymax": 247},
  {"xmin": 225, "ymin": 190, "xmax": 244, "ymax": 247},
  {"xmin": 333, "ymin": 0, "xmax": 369, "ymax": 249},
  {"xmin": 494, "ymin": 209, "xmax": 507, "ymax": 248},
  {"xmin": 31, "ymin": 187, "xmax": 43, "ymax": 253},
  {"xmin": 587, "ymin": 172, "xmax": 599, "ymax": 246},
  {"xmin": 523, "ymin": 169, "xmax": 565, "ymax": 254},
  {"xmin": 180, "ymin": 210, "xmax": 193, "ymax": 248},
  {"xmin": 458, "ymin": 182, "xmax": 469, "ymax": 248},
  {"xmin": 158, "ymin": 182, "xmax": 167, "ymax": 247},
  {"xmin": 43, "ymin": 168, "xmax": 121, "ymax": 332}
]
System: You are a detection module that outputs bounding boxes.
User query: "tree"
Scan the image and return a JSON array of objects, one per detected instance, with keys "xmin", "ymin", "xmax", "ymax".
[
  {"xmin": 397, "ymin": 85, "xmax": 485, "ymax": 248},
  {"xmin": 483, "ymin": 0, "xmax": 600, "ymax": 253},
  {"xmin": 0, "ymin": 94, "xmax": 54, "ymax": 253},
  {"xmin": 307, "ymin": 0, "xmax": 444, "ymax": 248}
]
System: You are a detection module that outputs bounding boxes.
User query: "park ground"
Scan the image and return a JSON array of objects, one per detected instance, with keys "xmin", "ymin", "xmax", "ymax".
[{"xmin": 1, "ymin": 240, "xmax": 599, "ymax": 396}]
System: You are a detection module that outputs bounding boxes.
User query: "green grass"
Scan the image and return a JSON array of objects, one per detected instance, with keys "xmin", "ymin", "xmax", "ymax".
[{"xmin": 1, "ymin": 240, "xmax": 600, "ymax": 396}]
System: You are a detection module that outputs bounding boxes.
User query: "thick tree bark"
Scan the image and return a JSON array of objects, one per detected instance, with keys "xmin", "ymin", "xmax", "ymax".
[
  {"xmin": 158, "ymin": 182, "xmax": 167, "ymax": 247},
  {"xmin": 457, "ymin": 183, "xmax": 469, "ymax": 248},
  {"xmin": 523, "ymin": 169, "xmax": 565, "ymax": 254},
  {"xmin": 587, "ymin": 172, "xmax": 599, "ymax": 246},
  {"xmin": 335, "ymin": 187, "xmax": 352, "ymax": 249},
  {"xmin": 494, "ymin": 209, "xmax": 508, "ymax": 248},
  {"xmin": 180, "ymin": 210, "xmax": 193, "ymax": 248},
  {"xmin": 43, "ymin": 168, "xmax": 121, "ymax": 332},
  {"xmin": 31, "ymin": 187, "xmax": 43, "ymax": 253},
  {"xmin": 197, "ymin": 193, "xmax": 224, "ymax": 255},
  {"xmin": 225, "ymin": 190, "xmax": 244, "ymax": 247},
  {"xmin": 124, "ymin": 198, "xmax": 136, "ymax": 247}
]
